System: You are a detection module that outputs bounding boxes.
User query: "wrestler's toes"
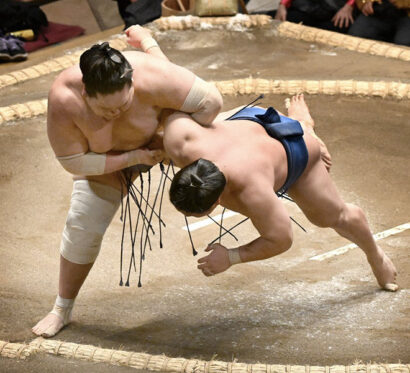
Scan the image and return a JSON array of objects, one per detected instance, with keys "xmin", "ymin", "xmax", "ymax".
[
  {"xmin": 41, "ymin": 325, "xmax": 63, "ymax": 338},
  {"xmin": 41, "ymin": 320, "xmax": 65, "ymax": 338},
  {"xmin": 383, "ymin": 283, "xmax": 399, "ymax": 292},
  {"xmin": 32, "ymin": 321, "xmax": 49, "ymax": 336},
  {"xmin": 32, "ymin": 314, "xmax": 65, "ymax": 337},
  {"xmin": 32, "ymin": 321, "xmax": 46, "ymax": 335}
]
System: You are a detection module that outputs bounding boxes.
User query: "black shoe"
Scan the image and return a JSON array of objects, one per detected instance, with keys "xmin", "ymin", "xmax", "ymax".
[
  {"xmin": 5, "ymin": 35, "xmax": 28, "ymax": 61},
  {"xmin": 0, "ymin": 36, "xmax": 12, "ymax": 61}
]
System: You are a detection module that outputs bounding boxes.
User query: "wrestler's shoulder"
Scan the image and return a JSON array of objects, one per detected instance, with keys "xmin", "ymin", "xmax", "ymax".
[
  {"xmin": 49, "ymin": 68, "xmax": 83, "ymax": 111},
  {"xmin": 126, "ymin": 51, "xmax": 174, "ymax": 77},
  {"xmin": 123, "ymin": 50, "xmax": 162, "ymax": 67}
]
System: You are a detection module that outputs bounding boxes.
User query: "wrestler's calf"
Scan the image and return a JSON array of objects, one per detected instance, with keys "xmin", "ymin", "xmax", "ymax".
[{"xmin": 32, "ymin": 180, "xmax": 120, "ymax": 337}]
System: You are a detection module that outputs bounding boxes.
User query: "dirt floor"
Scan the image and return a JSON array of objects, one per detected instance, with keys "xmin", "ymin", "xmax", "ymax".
[{"xmin": 0, "ymin": 20, "xmax": 409, "ymax": 372}]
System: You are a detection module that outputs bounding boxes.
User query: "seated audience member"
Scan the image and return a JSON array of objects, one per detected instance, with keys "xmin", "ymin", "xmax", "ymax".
[
  {"xmin": 115, "ymin": 0, "xmax": 162, "ymax": 28},
  {"xmin": 348, "ymin": 0, "xmax": 410, "ymax": 46},
  {"xmin": 275, "ymin": 0, "xmax": 356, "ymax": 33}
]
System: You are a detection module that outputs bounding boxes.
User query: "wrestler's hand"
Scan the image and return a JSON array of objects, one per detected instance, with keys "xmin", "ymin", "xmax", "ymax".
[
  {"xmin": 332, "ymin": 4, "xmax": 354, "ymax": 28},
  {"xmin": 124, "ymin": 25, "xmax": 153, "ymax": 49},
  {"xmin": 275, "ymin": 4, "xmax": 287, "ymax": 21},
  {"xmin": 146, "ymin": 132, "xmax": 164, "ymax": 151},
  {"xmin": 127, "ymin": 148, "xmax": 164, "ymax": 166},
  {"xmin": 361, "ymin": 1, "xmax": 374, "ymax": 15},
  {"xmin": 197, "ymin": 243, "xmax": 231, "ymax": 276}
]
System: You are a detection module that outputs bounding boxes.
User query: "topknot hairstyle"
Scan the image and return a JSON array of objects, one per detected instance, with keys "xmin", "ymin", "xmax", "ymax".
[
  {"xmin": 79, "ymin": 42, "xmax": 133, "ymax": 97},
  {"xmin": 169, "ymin": 159, "xmax": 226, "ymax": 214}
]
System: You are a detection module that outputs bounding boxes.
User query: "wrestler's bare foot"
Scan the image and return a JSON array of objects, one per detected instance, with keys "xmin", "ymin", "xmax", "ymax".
[
  {"xmin": 32, "ymin": 313, "xmax": 68, "ymax": 338},
  {"xmin": 367, "ymin": 247, "xmax": 398, "ymax": 292},
  {"xmin": 287, "ymin": 94, "xmax": 332, "ymax": 171},
  {"xmin": 287, "ymin": 94, "xmax": 315, "ymax": 128}
]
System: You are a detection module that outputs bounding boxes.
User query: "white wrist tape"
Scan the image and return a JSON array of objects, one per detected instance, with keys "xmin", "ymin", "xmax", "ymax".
[
  {"xmin": 127, "ymin": 149, "xmax": 141, "ymax": 167},
  {"xmin": 141, "ymin": 37, "xmax": 159, "ymax": 52},
  {"xmin": 60, "ymin": 180, "xmax": 121, "ymax": 264},
  {"xmin": 180, "ymin": 76, "xmax": 210, "ymax": 113},
  {"xmin": 57, "ymin": 152, "xmax": 106, "ymax": 176},
  {"xmin": 50, "ymin": 295, "xmax": 75, "ymax": 325},
  {"xmin": 228, "ymin": 248, "xmax": 242, "ymax": 265}
]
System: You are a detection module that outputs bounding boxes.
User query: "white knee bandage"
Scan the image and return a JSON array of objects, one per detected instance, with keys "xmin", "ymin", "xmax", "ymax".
[
  {"xmin": 60, "ymin": 180, "xmax": 121, "ymax": 264},
  {"xmin": 180, "ymin": 76, "xmax": 210, "ymax": 113}
]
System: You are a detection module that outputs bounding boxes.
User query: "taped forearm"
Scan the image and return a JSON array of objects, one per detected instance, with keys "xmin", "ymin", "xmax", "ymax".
[
  {"xmin": 57, "ymin": 152, "xmax": 107, "ymax": 175},
  {"xmin": 180, "ymin": 77, "xmax": 223, "ymax": 126},
  {"xmin": 56, "ymin": 149, "xmax": 146, "ymax": 175}
]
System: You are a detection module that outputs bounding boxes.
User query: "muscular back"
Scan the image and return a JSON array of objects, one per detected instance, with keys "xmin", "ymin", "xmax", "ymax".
[
  {"xmin": 165, "ymin": 112, "xmax": 288, "ymax": 188},
  {"xmin": 164, "ymin": 109, "xmax": 321, "ymax": 210}
]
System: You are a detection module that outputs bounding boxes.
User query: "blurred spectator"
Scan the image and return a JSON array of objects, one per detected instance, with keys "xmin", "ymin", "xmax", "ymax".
[
  {"xmin": 0, "ymin": 0, "xmax": 48, "ymax": 35},
  {"xmin": 348, "ymin": 0, "xmax": 410, "ymax": 46},
  {"xmin": 275, "ymin": 0, "xmax": 356, "ymax": 33},
  {"xmin": 0, "ymin": 0, "xmax": 48, "ymax": 62},
  {"xmin": 114, "ymin": 0, "xmax": 162, "ymax": 28},
  {"xmin": 115, "ymin": 0, "xmax": 136, "ymax": 21}
]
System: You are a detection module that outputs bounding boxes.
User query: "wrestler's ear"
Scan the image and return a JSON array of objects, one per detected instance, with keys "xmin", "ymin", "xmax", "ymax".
[
  {"xmin": 212, "ymin": 199, "xmax": 221, "ymax": 210},
  {"xmin": 81, "ymin": 85, "xmax": 87, "ymax": 98}
]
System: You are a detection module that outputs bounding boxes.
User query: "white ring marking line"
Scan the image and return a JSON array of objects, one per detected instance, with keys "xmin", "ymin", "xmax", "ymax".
[
  {"xmin": 181, "ymin": 199, "xmax": 293, "ymax": 232},
  {"xmin": 182, "ymin": 210, "xmax": 239, "ymax": 231},
  {"xmin": 309, "ymin": 222, "xmax": 410, "ymax": 261}
]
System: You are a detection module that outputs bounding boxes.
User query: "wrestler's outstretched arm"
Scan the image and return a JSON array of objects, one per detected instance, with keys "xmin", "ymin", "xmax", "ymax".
[
  {"xmin": 197, "ymin": 181, "xmax": 293, "ymax": 276},
  {"xmin": 125, "ymin": 25, "xmax": 169, "ymax": 61},
  {"xmin": 133, "ymin": 54, "xmax": 223, "ymax": 126}
]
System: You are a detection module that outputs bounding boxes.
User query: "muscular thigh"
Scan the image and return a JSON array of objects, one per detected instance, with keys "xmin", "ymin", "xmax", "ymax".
[{"xmin": 287, "ymin": 159, "xmax": 345, "ymax": 227}]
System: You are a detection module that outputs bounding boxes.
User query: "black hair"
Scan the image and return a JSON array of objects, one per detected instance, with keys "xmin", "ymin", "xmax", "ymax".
[
  {"xmin": 169, "ymin": 159, "xmax": 226, "ymax": 214},
  {"xmin": 79, "ymin": 42, "xmax": 133, "ymax": 97}
]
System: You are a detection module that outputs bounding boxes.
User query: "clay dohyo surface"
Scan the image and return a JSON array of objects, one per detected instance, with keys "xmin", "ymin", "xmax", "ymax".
[{"xmin": 0, "ymin": 21, "xmax": 409, "ymax": 372}]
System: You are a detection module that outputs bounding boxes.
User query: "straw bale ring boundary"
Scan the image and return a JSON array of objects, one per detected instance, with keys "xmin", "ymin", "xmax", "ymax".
[
  {"xmin": 1, "ymin": 15, "xmax": 409, "ymax": 90},
  {"xmin": 1, "ymin": 79, "xmax": 409, "ymax": 126},
  {"xmin": 1, "ymin": 338, "xmax": 410, "ymax": 372}
]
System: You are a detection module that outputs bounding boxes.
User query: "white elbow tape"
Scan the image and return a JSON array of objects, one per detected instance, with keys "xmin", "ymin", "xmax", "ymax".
[
  {"xmin": 56, "ymin": 152, "xmax": 106, "ymax": 176},
  {"xmin": 141, "ymin": 37, "xmax": 159, "ymax": 52},
  {"xmin": 180, "ymin": 76, "xmax": 210, "ymax": 113},
  {"xmin": 60, "ymin": 180, "xmax": 121, "ymax": 264},
  {"xmin": 228, "ymin": 247, "xmax": 242, "ymax": 265}
]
